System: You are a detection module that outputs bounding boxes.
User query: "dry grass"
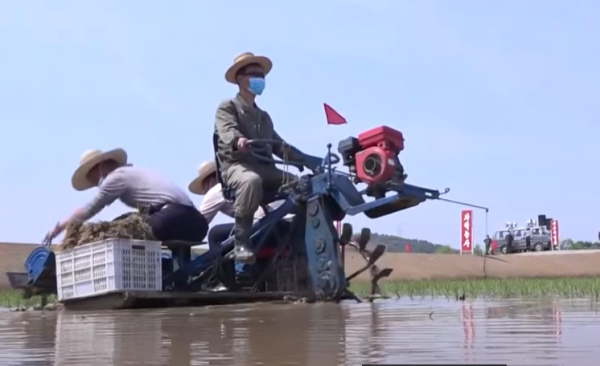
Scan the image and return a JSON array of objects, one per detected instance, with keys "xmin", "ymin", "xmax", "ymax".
[{"xmin": 59, "ymin": 213, "xmax": 154, "ymax": 251}]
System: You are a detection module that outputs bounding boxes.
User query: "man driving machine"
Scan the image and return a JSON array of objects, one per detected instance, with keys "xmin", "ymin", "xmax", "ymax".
[{"xmin": 214, "ymin": 52, "xmax": 309, "ymax": 263}]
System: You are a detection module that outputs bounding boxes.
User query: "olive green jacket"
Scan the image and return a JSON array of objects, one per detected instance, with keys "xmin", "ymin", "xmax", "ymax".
[{"xmin": 213, "ymin": 94, "xmax": 302, "ymax": 171}]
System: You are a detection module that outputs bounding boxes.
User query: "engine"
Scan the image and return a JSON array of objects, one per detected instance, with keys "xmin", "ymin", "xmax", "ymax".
[{"xmin": 337, "ymin": 126, "xmax": 405, "ymax": 196}]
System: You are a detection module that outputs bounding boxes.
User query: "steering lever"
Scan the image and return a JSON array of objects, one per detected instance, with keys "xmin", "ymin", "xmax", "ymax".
[
  {"xmin": 245, "ymin": 139, "xmax": 339, "ymax": 172},
  {"xmin": 245, "ymin": 139, "xmax": 306, "ymax": 167}
]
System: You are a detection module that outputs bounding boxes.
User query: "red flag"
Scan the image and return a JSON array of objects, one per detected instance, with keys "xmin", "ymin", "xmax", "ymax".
[{"xmin": 324, "ymin": 103, "xmax": 347, "ymax": 125}]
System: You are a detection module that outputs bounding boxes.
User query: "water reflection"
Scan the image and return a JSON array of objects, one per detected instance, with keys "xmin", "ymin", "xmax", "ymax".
[
  {"xmin": 55, "ymin": 311, "xmax": 164, "ymax": 365},
  {"xmin": 486, "ymin": 299, "xmax": 563, "ymax": 339},
  {"xmin": 462, "ymin": 302, "xmax": 475, "ymax": 363},
  {"xmin": 0, "ymin": 311, "xmax": 57, "ymax": 365},
  {"xmin": 0, "ymin": 298, "xmax": 599, "ymax": 365}
]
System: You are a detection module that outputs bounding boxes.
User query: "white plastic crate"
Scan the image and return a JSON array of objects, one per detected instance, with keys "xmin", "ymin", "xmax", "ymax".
[{"xmin": 55, "ymin": 238, "xmax": 163, "ymax": 301}]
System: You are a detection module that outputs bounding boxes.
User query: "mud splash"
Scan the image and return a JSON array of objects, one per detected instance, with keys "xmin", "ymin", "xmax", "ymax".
[{"xmin": 0, "ymin": 298, "xmax": 598, "ymax": 365}]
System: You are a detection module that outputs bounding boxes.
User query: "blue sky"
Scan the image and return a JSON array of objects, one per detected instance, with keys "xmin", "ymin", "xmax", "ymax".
[{"xmin": 1, "ymin": 0, "xmax": 599, "ymax": 247}]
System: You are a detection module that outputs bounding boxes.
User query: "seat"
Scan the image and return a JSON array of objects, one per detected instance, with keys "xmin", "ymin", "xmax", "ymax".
[
  {"xmin": 213, "ymin": 133, "xmax": 236, "ymax": 201},
  {"xmin": 163, "ymin": 240, "xmax": 207, "ymax": 271}
]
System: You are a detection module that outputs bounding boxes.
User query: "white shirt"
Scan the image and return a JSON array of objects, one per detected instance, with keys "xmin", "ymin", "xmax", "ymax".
[
  {"xmin": 82, "ymin": 165, "xmax": 193, "ymax": 222},
  {"xmin": 199, "ymin": 183, "xmax": 293, "ymax": 224}
]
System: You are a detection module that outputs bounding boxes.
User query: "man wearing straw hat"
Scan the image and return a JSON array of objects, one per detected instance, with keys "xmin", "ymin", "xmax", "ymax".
[
  {"xmin": 214, "ymin": 52, "xmax": 309, "ymax": 263},
  {"xmin": 44, "ymin": 148, "xmax": 209, "ymax": 244}
]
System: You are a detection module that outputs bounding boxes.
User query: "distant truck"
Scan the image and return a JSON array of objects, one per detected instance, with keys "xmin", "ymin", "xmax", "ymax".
[{"xmin": 492, "ymin": 223, "xmax": 552, "ymax": 254}]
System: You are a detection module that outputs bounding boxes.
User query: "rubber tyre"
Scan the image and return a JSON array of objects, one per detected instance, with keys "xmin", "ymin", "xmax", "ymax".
[
  {"xmin": 534, "ymin": 242, "xmax": 544, "ymax": 252},
  {"xmin": 500, "ymin": 245, "xmax": 508, "ymax": 254}
]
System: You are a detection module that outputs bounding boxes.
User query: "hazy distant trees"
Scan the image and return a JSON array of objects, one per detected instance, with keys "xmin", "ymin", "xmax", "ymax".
[
  {"xmin": 372, "ymin": 234, "xmax": 598, "ymax": 253},
  {"xmin": 560, "ymin": 239, "xmax": 600, "ymax": 250}
]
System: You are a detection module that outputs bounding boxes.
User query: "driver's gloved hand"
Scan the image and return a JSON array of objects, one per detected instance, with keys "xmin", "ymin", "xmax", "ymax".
[{"xmin": 302, "ymin": 154, "xmax": 323, "ymax": 171}]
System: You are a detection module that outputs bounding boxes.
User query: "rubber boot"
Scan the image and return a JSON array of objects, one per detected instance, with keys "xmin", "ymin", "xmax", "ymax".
[{"xmin": 232, "ymin": 215, "xmax": 255, "ymax": 264}]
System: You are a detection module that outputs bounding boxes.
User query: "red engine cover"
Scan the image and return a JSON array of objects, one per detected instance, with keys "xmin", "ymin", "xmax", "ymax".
[
  {"xmin": 357, "ymin": 126, "xmax": 404, "ymax": 153},
  {"xmin": 355, "ymin": 147, "xmax": 397, "ymax": 184}
]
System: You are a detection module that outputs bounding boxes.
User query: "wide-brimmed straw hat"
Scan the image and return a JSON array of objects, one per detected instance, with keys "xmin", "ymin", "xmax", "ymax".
[
  {"xmin": 225, "ymin": 52, "xmax": 272, "ymax": 84},
  {"xmin": 188, "ymin": 160, "xmax": 217, "ymax": 195},
  {"xmin": 71, "ymin": 148, "xmax": 128, "ymax": 191}
]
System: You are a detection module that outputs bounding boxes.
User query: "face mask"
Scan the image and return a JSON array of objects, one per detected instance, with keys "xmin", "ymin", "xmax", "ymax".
[{"xmin": 247, "ymin": 77, "xmax": 265, "ymax": 95}]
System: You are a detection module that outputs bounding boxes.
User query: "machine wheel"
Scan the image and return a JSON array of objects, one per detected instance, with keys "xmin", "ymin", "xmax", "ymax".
[
  {"xmin": 500, "ymin": 245, "xmax": 508, "ymax": 254},
  {"xmin": 533, "ymin": 242, "xmax": 544, "ymax": 252}
]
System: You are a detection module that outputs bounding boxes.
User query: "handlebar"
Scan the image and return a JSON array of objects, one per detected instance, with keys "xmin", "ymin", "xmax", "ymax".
[{"xmin": 244, "ymin": 139, "xmax": 340, "ymax": 171}]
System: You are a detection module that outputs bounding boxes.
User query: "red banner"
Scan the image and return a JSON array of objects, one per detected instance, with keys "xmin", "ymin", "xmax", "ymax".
[
  {"xmin": 550, "ymin": 219, "xmax": 560, "ymax": 246},
  {"xmin": 460, "ymin": 210, "xmax": 473, "ymax": 254}
]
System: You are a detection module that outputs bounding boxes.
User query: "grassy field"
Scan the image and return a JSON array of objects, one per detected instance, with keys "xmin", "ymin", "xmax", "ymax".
[
  {"xmin": 0, "ymin": 290, "xmax": 57, "ymax": 309},
  {"xmin": 350, "ymin": 278, "xmax": 600, "ymax": 299},
  {"xmin": 2, "ymin": 278, "xmax": 600, "ymax": 308}
]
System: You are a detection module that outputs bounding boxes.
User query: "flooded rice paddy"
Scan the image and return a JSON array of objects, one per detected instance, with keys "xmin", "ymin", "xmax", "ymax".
[{"xmin": 0, "ymin": 297, "xmax": 599, "ymax": 365}]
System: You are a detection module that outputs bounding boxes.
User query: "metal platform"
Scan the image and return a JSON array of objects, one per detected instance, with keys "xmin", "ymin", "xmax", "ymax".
[{"xmin": 60, "ymin": 290, "xmax": 307, "ymax": 311}]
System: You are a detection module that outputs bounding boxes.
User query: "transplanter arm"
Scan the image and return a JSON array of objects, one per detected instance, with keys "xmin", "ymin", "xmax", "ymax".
[{"xmin": 320, "ymin": 169, "xmax": 448, "ymax": 219}]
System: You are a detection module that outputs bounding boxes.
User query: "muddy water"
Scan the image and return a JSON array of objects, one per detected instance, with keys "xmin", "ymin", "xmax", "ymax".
[{"xmin": 0, "ymin": 298, "xmax": 598, "ymax": 366}]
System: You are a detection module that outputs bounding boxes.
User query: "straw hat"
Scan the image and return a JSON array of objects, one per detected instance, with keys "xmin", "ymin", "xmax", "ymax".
[
  {"xmin": 71, "ymin": 148, "xmax": 128, "ymax": 191},
  {"xmin": 225, "ymin": 52, "xmax": 272, "ymax": 84},
  {"xmin": 189, "ymin": 160, "xmax": 217, "ymax": 195}
]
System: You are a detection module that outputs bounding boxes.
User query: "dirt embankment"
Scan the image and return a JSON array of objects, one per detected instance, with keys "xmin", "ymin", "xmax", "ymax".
[
  {"xmin": 2, "ymin": 242, "xmax": 600, "ymax": 290},
  {"xmin": 0, "ymin": 243, "xmax": 40, "ymax": 290},
  {"xmin": 344, "ymin": 250, "xmax": 600, "ymax": 281}
]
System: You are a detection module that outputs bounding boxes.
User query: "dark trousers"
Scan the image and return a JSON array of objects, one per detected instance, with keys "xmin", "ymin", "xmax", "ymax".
[
  {"xmin": 146, "ymin": 203, "xmax": 208, "ymax": 242},
  {"xmin": 208, "ymin": 223, "xmax": 234, "ymax": 251}
]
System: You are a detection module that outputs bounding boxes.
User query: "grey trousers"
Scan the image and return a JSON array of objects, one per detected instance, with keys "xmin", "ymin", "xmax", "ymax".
[{"xmin": 223, "ymin": 163, "xmax": 296, "ymax": 245}]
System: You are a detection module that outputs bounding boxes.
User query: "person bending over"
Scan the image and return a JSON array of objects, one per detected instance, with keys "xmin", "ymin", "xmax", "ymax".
[{"xmin": 44, "ymin": 148, "xmax": 208, "ymax": 244}]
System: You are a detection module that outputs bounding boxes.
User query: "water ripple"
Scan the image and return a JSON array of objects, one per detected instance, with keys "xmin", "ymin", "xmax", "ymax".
[{"xmin": 0, "ymin": 297, "xmax": 598, "ymax": 365}]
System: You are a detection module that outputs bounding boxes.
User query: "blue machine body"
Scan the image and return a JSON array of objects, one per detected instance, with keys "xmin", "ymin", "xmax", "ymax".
[
  {"xmin": 23, "ymin": 246, "xmax": 57, "ymax": 293},
  {"xmin": 161, "ymin": 153, "xmax": 445, "ymax": 300},
  {"xmin": 16, "ymin": 138, "xmax": 447, "ymax": 302}
]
